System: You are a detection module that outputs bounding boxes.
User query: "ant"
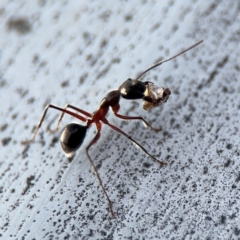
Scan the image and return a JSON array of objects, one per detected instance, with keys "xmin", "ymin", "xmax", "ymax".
[{"xmin": 22, "ymin": 40, "xmax": 203, "ymax": 216}]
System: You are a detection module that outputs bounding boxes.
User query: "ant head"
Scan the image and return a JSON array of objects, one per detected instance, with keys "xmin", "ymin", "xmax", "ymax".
[
  {"xmin": 119, "ymin": 78, "xmax": 147, "ymax": 100},
  {"xmin": 119, "ymin": 78, "xmax": 171, "ymax": 111},
  {"xmin": 60, "ymin": 123, "xmax": 87, "ymax": 155},
  {"xmin": 119, "ymin": 40, "xmax": 203, "ymax": 105}
]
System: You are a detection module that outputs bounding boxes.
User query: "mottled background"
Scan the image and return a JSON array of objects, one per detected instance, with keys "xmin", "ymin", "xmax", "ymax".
[{"xmin": 1, "ymin": 1, "xmax": 240, "ymax": 239}]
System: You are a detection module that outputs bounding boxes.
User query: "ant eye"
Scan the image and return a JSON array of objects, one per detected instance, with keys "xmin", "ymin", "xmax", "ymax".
[{"xmin": 60, "ymin": 123, "xmax": 87, "ymax": 154}]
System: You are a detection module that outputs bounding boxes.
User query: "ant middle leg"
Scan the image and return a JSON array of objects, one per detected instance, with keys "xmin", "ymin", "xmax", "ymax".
[
  {"xmin": 106, "ymin": 120, "xmax": 167, "ymax": 165},
  {"xmin": 21, "ymin": 104, "xmax": 87, "ymax": 144},
  {"xmin": 48, "ymin": 104, "xmax": 92, "ymax": 133}
]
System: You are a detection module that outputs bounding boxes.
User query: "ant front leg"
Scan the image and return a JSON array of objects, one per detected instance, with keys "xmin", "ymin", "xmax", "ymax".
[
  {"xmin": 86, "ymin": 123, "xmax": 114, "ymax": 217},
  {"xmin": 21, "ymin": 104, "xmax": 87, "ymax": 144},
  {"xmin": 112, "ymin": 104, "xmax": 162, "ymax": 132},
  {"xmin": 48, "ymin": 104, "xmax": 92, "ymax": 133}
]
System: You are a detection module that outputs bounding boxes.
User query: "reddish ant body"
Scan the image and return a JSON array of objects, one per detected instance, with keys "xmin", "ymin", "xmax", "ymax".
[{"xmin": 22, "ymin": 40, "xmax": 203, "ymax": 216}]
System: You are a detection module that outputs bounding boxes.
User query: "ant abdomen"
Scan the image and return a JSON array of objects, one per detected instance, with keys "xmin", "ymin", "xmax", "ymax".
[{"xmin": 60, "ymin": 123, "xmax": 87, "ymax": 154}]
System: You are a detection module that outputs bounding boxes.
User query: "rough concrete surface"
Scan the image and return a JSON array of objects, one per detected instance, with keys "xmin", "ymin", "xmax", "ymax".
[{"xmin": 0, "ymin": 1, "xmax": 240, "ymax": 239}]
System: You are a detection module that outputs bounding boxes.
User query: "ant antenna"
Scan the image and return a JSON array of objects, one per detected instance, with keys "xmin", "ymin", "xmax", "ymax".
[{"xmin": 136, "ymin": 40, "xmax": 203, "ymax": 80}]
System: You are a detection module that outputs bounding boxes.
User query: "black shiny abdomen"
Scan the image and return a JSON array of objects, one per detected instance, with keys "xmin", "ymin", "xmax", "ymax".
[{"xmin": 60, "ymin": 123, "xmax": 87, "ymax": 154}]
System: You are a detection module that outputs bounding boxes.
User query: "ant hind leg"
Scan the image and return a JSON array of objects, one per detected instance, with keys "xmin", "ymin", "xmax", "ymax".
[
  {"xmin": 21, "ymin": 104, "xmax": 88, "ymax": 145},
  {"xmin": 47, "ymin": 104, "xmax": 92, "ymax": 133},
  {"xmin": 86, "ymin": 128, "xmax": 115, "ymax": 217}
]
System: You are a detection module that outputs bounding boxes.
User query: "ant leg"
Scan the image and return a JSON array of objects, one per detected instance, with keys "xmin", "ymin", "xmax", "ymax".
[
  {"xmin": 115, "ymin": 113, "xmax": 161, "ymax": 131},
  {"xmin": 86, "ymin": 129, "xmax": 114, "ymax": 217},
  {"xmin": 21, "ymin": 104, "xmax": 87, "ymax": 144},
  {"xmin": 48, "ymin": 104, "xmax": 92, "ymax": 133},
  {"xmin": 112, "ymin": 105, "xmax": 161, "ymax": 131},
  {"xmin": 106, "ymin": 120, "xmax": 167, "ymax": 165}
]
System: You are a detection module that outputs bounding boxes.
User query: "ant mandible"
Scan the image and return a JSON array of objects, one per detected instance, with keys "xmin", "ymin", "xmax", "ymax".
[{"xmin": 22, "ymin": 40, "xmax": 203, "ymax": 217}]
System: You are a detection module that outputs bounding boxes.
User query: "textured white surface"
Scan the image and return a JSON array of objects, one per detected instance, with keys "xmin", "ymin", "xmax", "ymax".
[{"xmin": 1, "ymin": 0, "xmax": 240, "ymax": 239}]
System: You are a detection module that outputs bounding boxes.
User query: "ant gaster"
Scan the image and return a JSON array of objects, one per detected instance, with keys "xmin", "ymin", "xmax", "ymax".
[{"xmin": 22, "ymin": 40, "xmax": 203, "ymax": 216}]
